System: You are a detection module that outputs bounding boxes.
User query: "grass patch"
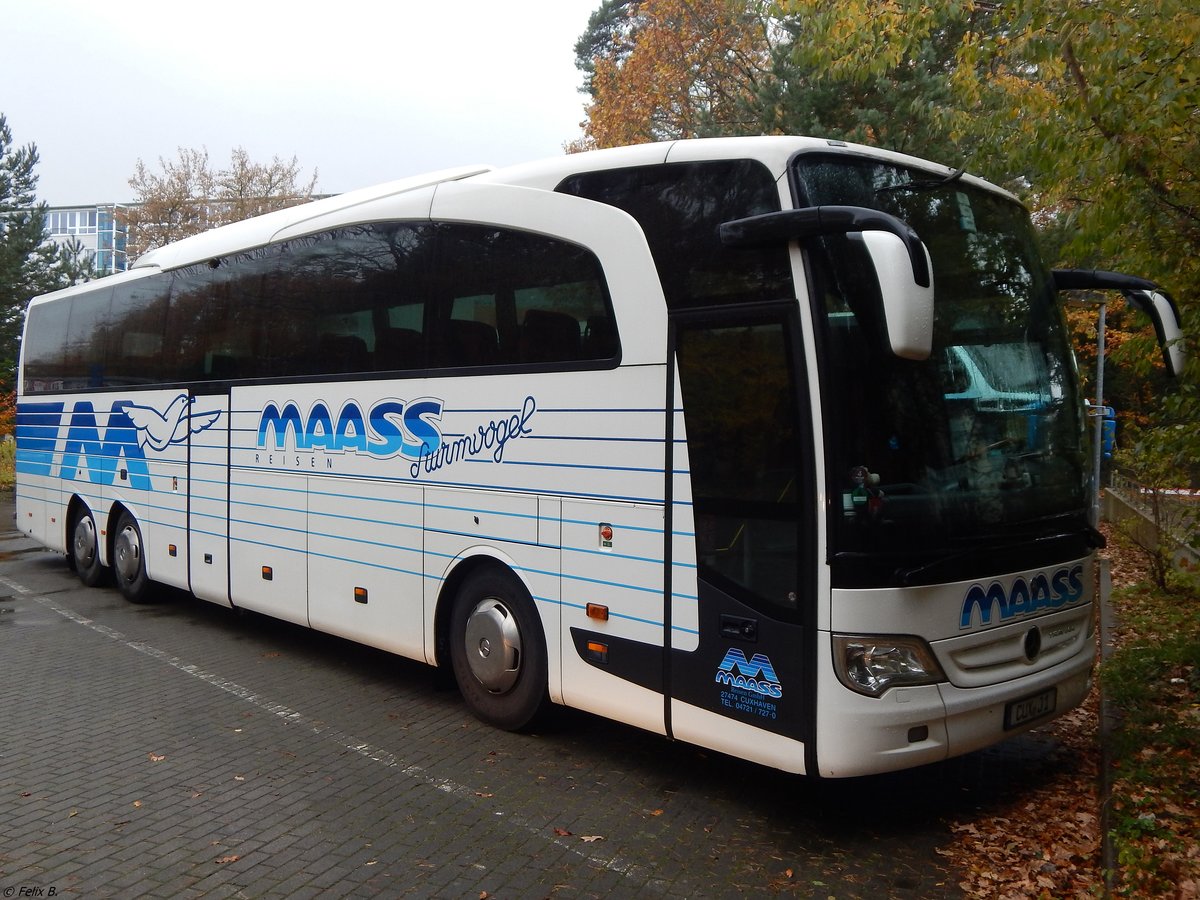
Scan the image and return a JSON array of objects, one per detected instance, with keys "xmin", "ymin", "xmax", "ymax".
[{"xmin": 1100, "ymin": 539, "xmax": 1200, "ymax": 896}]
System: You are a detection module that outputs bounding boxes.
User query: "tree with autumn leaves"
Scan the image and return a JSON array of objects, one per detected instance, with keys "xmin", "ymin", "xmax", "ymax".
[
  {"xmin": 573, "ymin": 0, "xmax": 1198, "ymax": 483},
  {"xmin": 123, "ymin": 146, "xmax": 319, "ymax": 261},
  {"xmin": 570, "ymin": 0, "xmax": 776, "ymax": 149}
]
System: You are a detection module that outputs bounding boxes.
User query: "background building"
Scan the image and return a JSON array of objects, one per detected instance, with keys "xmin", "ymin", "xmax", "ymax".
[{"xmin": 43, "ymin": 203, "xmax": 128, "ymax": 275}]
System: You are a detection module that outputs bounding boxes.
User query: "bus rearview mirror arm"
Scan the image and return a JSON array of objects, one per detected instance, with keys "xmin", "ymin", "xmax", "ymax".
[
  {"xmin": 720, "ymin": 206, "xmax": 935, "ymax": 361},
  {"xmin": 1053, "ymin": 269, "xmax": 1186, "ymax": 377}
]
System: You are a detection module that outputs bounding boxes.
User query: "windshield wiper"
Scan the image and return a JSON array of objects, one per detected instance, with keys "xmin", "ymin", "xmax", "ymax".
[{"xmin": 875, "ymin": 167, "xmax": 967, "ymax": 195}]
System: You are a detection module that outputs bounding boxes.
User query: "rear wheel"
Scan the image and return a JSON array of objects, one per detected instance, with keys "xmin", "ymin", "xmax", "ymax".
[
  {"xmin": 113, "ymin": 511, "xmax": 156, "ymax": 603},
  {"xmin": 449, "ymin": 568, "xmax": 548, "ymax": 731},
  {"xmin": 70, "ymin": 507, "xmax": 106, "ymax": 586}
]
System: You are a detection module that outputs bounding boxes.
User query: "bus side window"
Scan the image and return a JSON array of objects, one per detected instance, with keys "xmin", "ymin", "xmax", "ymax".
[
  {"xmin": 520, "ymin": 308, "xmax": 579, "ymax": 363},
  {"xmin": 163, "ymin": 265, "xmax": 225, "ymax": 382},
  {"xmin": 316, "ymin": 333, "xmax": 370, "ymax": 374},
  {"xmin": 375, "ymin": 323, "xmax": 423, "ymax": 371},
  {"xmin": 107, "ymin": 277, "xmax": 169, "ymax": 386},
  {"xmin": 582, "ymin": 314, "xmax": 618, "ymax": 359},
  {"xmin": 22, "ymin": 298, "xmax": 72, "ymax": 392},
  {"xmin": 63, "ymin": 283, "xmax": 116, "ymax": 389},
  {"xmin": 434, "ymin": 223, "xmax": 617, "ymax": 370},
  {"xmin": 444, "ymin": 314, "xmax": 500, "ymax": 368},
  {"xmin": 257, "ymin": 245, "xmax": 318, "ymax": 378},
  {"xmin": 557, "ymin": 160, "xmax": 790, "ymax": 311},
  {"xmin": 370, "ymin": 222, "xmax": 436, "ymax": 372},
  {"xmin": 208, "ymin": 249, "xmax": 275, "ymax": 380}
]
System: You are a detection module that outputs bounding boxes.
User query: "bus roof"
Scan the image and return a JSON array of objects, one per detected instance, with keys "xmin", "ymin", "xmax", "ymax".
[{"xmin": 46, "ymin": 135, "xmax": 1013, "ymax": 299}]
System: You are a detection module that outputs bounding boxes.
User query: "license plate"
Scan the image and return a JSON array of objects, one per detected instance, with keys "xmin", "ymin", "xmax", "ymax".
[{"xmin": 1004, "ymin": 687, "xmax": 1057, "ymax": 730}]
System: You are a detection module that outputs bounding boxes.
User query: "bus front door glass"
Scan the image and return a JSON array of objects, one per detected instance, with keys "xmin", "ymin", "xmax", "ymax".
[{"xmin": 669, "ymin": 308, "xmax": 812, "ymax": 743}]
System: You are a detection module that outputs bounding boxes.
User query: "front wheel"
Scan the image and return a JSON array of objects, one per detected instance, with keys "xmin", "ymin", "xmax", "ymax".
[
  {"xmin": 449, "ymin": 568, "xmax": 548, "ymax": 731},
  {"xmin": 113, "ymin": 511, "xmax": 156, "ymax": 603}
]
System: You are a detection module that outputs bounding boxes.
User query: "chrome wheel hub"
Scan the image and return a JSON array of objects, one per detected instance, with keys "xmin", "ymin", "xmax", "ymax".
[
  {"xmin": 73, "ymin": 517, "xmax": 97, "ymax": 568},
  {"xmin": 114, "ymin": 524, "xmax": 142, "ymax": 582},
  {"xmin": 463, "ymin": 598, "xmax": 521, "ymax": 693}
]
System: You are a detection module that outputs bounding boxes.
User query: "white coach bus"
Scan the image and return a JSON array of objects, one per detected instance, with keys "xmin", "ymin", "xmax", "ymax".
[{"xmin": 15, "ymin": 137, "xmax": 1184, "ymax": 777}]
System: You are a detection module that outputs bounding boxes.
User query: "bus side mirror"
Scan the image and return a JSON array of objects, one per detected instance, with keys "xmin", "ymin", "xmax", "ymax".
[
  {"xmin": 861, "ymin": 231, "xmax": 934, "ymax": 361},
  {"xmin": 720, "ymin": 205, "xmax": 934, "ymax": 361},
  {"xmin": 1124, "ymin": 289, "xmax": 1185, "ymax": 378},
  {"xmin": 1052, "ymin": 269, "xmax": 1186, "ymax": 377}
]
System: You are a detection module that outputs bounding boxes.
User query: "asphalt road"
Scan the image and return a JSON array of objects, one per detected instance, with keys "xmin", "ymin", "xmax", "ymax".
[{"xmin": 0, "ymin": 491, "xmax": 1072, "ymax": 898}]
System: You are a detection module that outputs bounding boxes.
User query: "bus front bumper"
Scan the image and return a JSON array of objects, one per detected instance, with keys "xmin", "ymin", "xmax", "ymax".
[{"xmin": 815, "ymin": 649, "xmax": 1093, "ymax": 778}]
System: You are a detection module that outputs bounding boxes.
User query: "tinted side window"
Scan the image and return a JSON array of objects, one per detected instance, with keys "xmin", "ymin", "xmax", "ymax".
[
  {"xmin": 22, "ymin": 298, "xmax": 73, "ymax": 392},
  {"xmin": 20, "ymin": 220, "xmax": 614, "ymax": 391},
  {"xmin": 435, "ymin": 224, "xmax": 617, "ymax": 368},
  {"xmin": 62, "ymin": 285, "xmax": 115, "ymax": 389},
  {"xmin": 557, "ymin": 160, "xmax": 792, "ymax": 310},
  {"xmin": 283, "ymin": 223, "xmax": 435, "ymax": 376},
  {"xmin": 164, "ymin": 264, "xmax": 227, "ymax": 381},
  {"xmin": 107, "ymin": 277, "xmax": 169, "ymax": 385},
  {"xmin": 23, "ymin": 276, "xmax": 171, "ymax": 392}
]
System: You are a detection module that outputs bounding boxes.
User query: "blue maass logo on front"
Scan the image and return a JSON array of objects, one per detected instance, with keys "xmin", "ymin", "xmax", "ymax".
[
  {"xmin": 959, "ymin": 564, "xmax": 1086, "ymax": 629},
  {"xmin": 715, "ymin": 649, "xmax": 784, "ymax": 699}
]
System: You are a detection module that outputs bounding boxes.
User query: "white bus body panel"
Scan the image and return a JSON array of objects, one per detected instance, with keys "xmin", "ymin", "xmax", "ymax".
[
  {"xmin": 309, "ymin": 477, "xmax": 425, "ymax": 658},
  {"xmin": 188, "ymin": 396, "xmax": 232, "ymax": 607},
  {"xmin": 229, "ymin": 465, "xmax": 308, "ymax": 626},
  {"xmin": 560, "ymin": 497, "xmax": 668, "ymax": 736},
  {"xmin": 134, "ymin": 392, "xmax": 191, "ymax": 592}
]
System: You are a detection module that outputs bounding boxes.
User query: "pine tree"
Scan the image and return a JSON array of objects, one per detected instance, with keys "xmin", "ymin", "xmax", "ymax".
[{"xmin": 0, "ymin": 113, "xmax": 70, "ymax": 391}]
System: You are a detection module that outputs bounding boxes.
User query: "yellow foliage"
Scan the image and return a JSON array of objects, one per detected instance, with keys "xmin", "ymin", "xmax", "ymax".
[{"xmin": 580, "ymin": 0, "xmax": 774, "ymax": 148}]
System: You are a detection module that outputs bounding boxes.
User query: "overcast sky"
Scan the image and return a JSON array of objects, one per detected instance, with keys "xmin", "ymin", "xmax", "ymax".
[{"xmin": 4, "ymin": 0, "xmax": 602, "ymax": 206}]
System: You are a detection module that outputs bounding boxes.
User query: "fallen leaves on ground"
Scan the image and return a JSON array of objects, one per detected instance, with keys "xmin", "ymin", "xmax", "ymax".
[
  {"xmin": 940, "ymin": 691, "xmax": 1102, "ymax": 898},
  {"xmin": 942, "ymin": 523, "xmax": 1199, "ymax": 897}
]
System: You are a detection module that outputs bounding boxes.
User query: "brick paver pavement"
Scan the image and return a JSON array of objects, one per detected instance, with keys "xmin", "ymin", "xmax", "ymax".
[{"xmin": 0, "ymin": 490, "xmax": 1068, "ymax": 897}]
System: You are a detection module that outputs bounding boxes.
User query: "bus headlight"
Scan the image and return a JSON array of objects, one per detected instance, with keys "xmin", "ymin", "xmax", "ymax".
[{"xmin": 832, "ymin": 634, "xmax": 946, "ymax": 697}]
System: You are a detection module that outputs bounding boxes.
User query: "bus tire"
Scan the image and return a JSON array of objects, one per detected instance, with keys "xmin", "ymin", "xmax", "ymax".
[
  {"xmin": 449, "ymin": 568, "xmax": 548, "ymax": 731},
  {"xmin": 70, "ymin": 506, "xmax": 106, "ymax": 587},
  {"xmin": 113, "ymin": 511, "xmax": 156, "ymax": 603}
]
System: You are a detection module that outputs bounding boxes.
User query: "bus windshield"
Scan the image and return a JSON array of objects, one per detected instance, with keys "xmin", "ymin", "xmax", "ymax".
[{"xmin": 792, "ymin": 155, "xmax": 1090, "ymax": 587}]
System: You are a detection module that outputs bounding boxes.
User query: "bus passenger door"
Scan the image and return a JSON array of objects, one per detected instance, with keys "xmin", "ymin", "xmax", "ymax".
[
  {"xmin": 667, "ymin": 304, "xmax": 816, "ymax": 772},
  {"xmin": 188, "ymin": 389, "xmax": 232, "ymax": 607}
]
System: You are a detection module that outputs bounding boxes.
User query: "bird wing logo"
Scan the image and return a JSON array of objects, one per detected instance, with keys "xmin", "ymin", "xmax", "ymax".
[{"xmin": 124, "ymin": 393, "xmax": 221, "ymax": 452}]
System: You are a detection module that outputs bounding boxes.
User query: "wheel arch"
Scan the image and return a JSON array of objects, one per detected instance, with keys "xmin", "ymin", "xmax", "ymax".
[
  {"xmin": 65, "ymin": 494, "xmax": 126, "ymax": 567},
  {"xmin": 64, "ymin": 493, "xmax": 91, "ymax": 554},
  {"xmin": 432, "ymin": 548, "xmax": 537, "ymax": 672}
]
